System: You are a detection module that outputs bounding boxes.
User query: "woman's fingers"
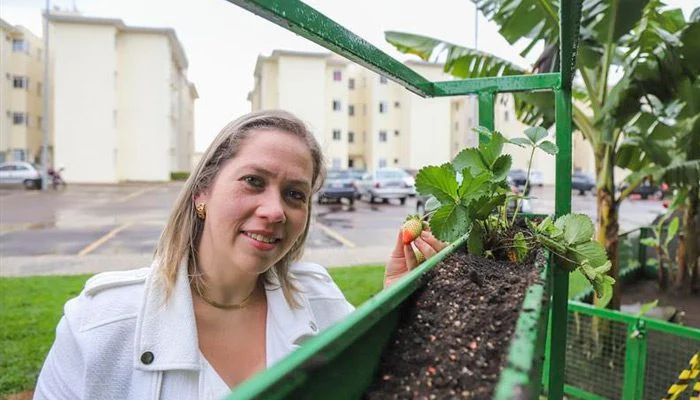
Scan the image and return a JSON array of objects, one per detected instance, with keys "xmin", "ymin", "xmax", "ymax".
[
  {"xmin": 413, "ymin": 236, "xmax": 437, "ymax": 259},
  {"xmin": 420, "ymin": 230, "xmax": 448, "ymax": 252},
  {"xmin": 403, "ymin": 243, "xmax": 418, "ymax": 270}
]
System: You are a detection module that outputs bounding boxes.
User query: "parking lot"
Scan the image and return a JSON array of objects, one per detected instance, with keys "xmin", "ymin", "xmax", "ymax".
[{"xmin": 0, "ymin": 182, "xmax": 666, "ymax": 275}]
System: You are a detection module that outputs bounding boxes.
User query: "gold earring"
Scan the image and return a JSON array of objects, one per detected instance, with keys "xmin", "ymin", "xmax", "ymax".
[{"xmin": 195, "ymin": 203, "xmax": 206, "ymax": 220}]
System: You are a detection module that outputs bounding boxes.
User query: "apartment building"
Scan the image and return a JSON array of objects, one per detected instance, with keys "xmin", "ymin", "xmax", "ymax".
[
  {"xmin": 47, "ymin": 13, "xmax": 197, "ymax": 183},
  {"xmin": 0, "ymin": 19, "xmax": 46, "ymax": 164},
  {"xmin": 249, "ymin": 50, "xmax": 595, "ymax": 184}
]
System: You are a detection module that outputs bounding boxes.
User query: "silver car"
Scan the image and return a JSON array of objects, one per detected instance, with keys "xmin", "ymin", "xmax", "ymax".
[
  {"xmin": 0, "ymin": 161, "xmax": 42, "ymax": 189},
  {"xmin": 355, "ymin": 168, "xmax": 416, "ymax": 205}
]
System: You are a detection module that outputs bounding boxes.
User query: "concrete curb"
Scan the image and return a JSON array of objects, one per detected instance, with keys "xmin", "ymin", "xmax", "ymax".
[{"xmin": 0, "ymin": 246, "xmax": 392, "ymax": 277}]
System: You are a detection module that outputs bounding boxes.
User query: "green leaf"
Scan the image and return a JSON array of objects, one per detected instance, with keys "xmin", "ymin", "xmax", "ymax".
[
  {"xmin": 595, "ymin": 279, "xmax": 614, "ymax": 309},
  {"xmin": 636, "ymin": 299, "xmax": 659, "ymax": 317},
  {"xmin": 664, "ymin": 217, "xmax": 679, "ymax": 248},
  {"xmin": 468, "ymin": 194, "xmax": 506, "ymax": 220},
  {"xmin": 430, "ymin": 204, "xmax": 470, "ymax": 243},
  {"xmin": 513, "ymin": 231, "xmax": 529, "ymax": 263},
  {"xmin": 467, "ymin": 222, "xmax": 484, "ymax": 256},
  {"xmin": 524, "ymin": 126, "xmax": 548, "ymax": 144},
  {"xmin": 640, "ymin": 237, "xmax": 658, "ymax": 247},
  {"xmin": 415, "ymin": 165, "xmax": 459, "ymax": 204},
  {"xmin": 453, "ymin": 148, "xmax": 488, "ymax": 176},
  {"xmin": 509, "ymin": 137, "xmax": 532, "ymax": 147},
  {"xmin": 554, "ymin": 214, "xmax": 595, "ymax": 245},
  {"xmin": 491, "ymin": 155, "xmax": 512, "ymax": 181},
  {"xmin": 424, "ymin": 196, "xmax": 442, "ymax": 213},
  {"xmin": 537, "ymin": 140, "xmax": 559, "ymax": 155},
  {"xmin": 457, "ymin": 169, "xmax": 492, "ymax": 202},
  {"xmin": 480, "ymin": 131, "xmax": 507, "ymax": 167},
  {"xmin": 570, "ymin": 241, "xmax": 609, "ymax": 269}
]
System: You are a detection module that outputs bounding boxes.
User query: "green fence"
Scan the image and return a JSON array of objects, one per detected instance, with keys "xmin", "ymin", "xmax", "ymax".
[{"xmin": 562, "ymin": 301, "xmax": 699, "ymax": 400}]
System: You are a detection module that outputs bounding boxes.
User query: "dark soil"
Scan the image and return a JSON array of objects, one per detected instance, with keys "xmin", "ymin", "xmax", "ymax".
[
  {"xmin": 621, "ymin": 278, "xmax": 700, "ymax": 328},
  {"xmin": 364, "ymin": 247, "xmax": 543, "ymax": 400}
]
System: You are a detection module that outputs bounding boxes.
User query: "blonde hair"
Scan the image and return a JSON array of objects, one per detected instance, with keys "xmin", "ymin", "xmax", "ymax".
[{"xmin": 154, "ymin": 109, "xmax": 326, "ymax": 307}]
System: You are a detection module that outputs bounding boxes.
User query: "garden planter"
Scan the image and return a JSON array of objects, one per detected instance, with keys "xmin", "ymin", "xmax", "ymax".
[{"xmin": 227, "ymin": 233, "xmax": 551, "ymax": 400}]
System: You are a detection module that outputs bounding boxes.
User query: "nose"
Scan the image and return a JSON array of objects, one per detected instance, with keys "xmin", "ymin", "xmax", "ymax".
[{"xmin": 256, "ymin": 190, "xmax": 286, "ymax": 224}]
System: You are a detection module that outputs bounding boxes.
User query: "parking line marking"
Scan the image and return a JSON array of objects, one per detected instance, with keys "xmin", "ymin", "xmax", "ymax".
[
  {"xmin": 314, "ymin": 221, "xmax": 356, "ymax": 248},
  {"xmin": 77, "ymin": 222, "xmax": 133, "ymax": 256},
  {"xmin": 115, "ymin": 187, "xmax": 156, "ymax": 203}
]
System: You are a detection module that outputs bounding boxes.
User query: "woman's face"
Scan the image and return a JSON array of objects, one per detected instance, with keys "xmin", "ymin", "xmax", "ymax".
[{"xmin": 195, "ymin": 129, "xmax": 314, "ymax": 279}]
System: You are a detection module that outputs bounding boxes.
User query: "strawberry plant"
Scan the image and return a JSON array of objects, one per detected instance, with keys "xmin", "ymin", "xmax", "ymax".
[{"xmin": 415, "ymin": 126, "xmax": 615, "ymax": 306}]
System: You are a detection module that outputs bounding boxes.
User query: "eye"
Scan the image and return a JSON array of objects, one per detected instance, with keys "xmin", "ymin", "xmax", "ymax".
[
  {"xmin": 286, "ymin": 189, "xmax": 308, "ymax": 203},
  {"xmin": 243, "ymin": 175, "xmax": 264, "ymax": 188}
]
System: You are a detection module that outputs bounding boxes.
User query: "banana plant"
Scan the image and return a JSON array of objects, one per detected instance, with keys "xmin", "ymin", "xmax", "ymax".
[{"xmin": 385, "ymin": 0, "xmax": 700, "ymax": 309}]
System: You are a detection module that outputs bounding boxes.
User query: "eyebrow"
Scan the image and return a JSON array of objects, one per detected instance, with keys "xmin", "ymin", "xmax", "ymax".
[{"xmin": 245, "ymin": 165, "xmax": 312, "ymax": 189}]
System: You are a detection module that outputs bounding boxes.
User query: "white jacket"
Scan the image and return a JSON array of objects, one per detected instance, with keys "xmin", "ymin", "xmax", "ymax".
[{"xmin": 34, "ymin": 261, "xmax": 355, "ymax": 400}]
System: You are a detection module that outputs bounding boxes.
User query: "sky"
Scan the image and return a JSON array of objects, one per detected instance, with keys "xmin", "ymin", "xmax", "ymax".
[{"xmin": 2, "ymin": 0, "xmax": 697, "ymax": 151}]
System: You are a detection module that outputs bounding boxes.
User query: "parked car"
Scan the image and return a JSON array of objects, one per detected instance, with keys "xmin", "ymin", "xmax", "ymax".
[
  {"xmin": 571, "ymin": 172, "xmax": 595, "ymax": 195},
  {"xmin": 619, "ymin": 179, "xmax": 664, "ymax": 200},
  {"xmin": 318, "ymin": 169, "xmax": 358, "ymax": 205},
  {"xmin": 416, "ymin": 176, "xmax": 531, "ymax": 215},
  {"xmin": 507, "ymin": 169, "xmax": 530, "ymax": 195},
  {"xmin": 530, "ymin": 170, "xmax": 545, "ymax": 187},
  {"xmin": 355, "ymin": 168, "xmax": 416, "ymax": 204},
  {"xmin": 0, "ymin": 161, "xmax": 42, "ymax": 189}
]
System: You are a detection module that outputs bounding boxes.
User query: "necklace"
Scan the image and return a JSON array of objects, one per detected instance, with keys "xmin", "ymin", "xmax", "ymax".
[{"xmin": 193, "ymin": 281, "xmax": 256, "ymax": 310}]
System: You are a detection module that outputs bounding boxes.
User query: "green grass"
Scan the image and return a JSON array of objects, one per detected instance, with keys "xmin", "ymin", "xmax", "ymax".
[
  {"xmin": 0, "ymin": 265, "xmax": 384, "ymax": 396},
  {"xmin": 0, "ymin": 274, "xmax": 92, "ymax": 397}
]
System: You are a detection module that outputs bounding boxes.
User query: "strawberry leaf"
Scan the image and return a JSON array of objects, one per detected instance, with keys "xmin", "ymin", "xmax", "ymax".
[
  {"xmin": 481, "ymin": 131, "xmax": 507, "ymax": 167},
  {"xmin": 569, "ymin": 241, "xmax": 608, "ymax": 269},
  {"xmin": 524, "ymin": 126, "xmax": 548, "ymax": 144},
  {"xmin": 458, "ymin": 169, "xmax": 492, "ymax": 202},
  {"xmin": 415, "ymin": 164, "xmax": 458, "ymax": 204},
  {"xmin": 555, "ymin": 214, "xmax": 594, "ymax": 245},
  {"xmin": 467, "ymin": 222, "xmax": 484, "ymax": 256},
  {"xmin": 467, "ymin": 194, "xmax": 506, "ymax": 220},
  {"xmin": 537, "ymin": 140, "xmax": 559, "ymax": 155},
  {"xmin": 509, "ymin": 137, "xmax": 531, "ymax": 147},
  {"xmin": 453, "ymin": 148, "xmax": 488, "ymax": 176},
  {"xmin": 430, "ymin": 204, "xmax": 470, "ymax": 243},
  {"xmin": 491, "ymin": 154, "xmax": 512, "ymax": 181}
]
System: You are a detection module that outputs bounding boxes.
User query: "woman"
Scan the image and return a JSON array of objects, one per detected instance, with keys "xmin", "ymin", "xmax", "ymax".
[{"xmin": 35, "ymin": 110, "xmax": 445, "ymax": 399}]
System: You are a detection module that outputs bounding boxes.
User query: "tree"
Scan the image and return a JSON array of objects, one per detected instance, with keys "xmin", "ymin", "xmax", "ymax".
[{"xmin": 386, "ymin": 0, "xmax": 699, "ymax": 308}]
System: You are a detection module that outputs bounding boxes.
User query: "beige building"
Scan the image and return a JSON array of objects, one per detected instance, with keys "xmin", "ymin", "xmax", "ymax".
[
  {"xmin": 45, "ymin": 13, "xmax": 197, "ymax": 183},
  {"xmin": 249, "ymin": 50, "xmax": 593, "ymax": 183},
  {"xmin": 0, "ymin": 19, "xmax": 46, "ymax": 164}
]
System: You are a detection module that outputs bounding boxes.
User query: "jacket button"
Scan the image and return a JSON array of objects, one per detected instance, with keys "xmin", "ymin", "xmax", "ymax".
[{"xmin": 140, "ymin": 351, "xmax": 154, "ymax": 365}]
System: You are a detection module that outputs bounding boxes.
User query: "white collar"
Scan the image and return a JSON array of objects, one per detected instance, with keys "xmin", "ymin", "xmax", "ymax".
[{"xmin": 133, "ymin": 259, "xmax": 318, "ymax": 371}]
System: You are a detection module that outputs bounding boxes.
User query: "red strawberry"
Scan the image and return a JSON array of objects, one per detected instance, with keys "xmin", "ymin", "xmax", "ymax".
[{"xmin": 401, "ymin": 215, "xmax": 423, "ymax": 244}]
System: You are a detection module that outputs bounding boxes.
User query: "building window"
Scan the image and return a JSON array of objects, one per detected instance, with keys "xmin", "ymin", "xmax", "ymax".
[
  {"xmin": 37, "ymin": 82, "xmax": 42, "ymax": 96},
  {"xmin": 12, "ymin": 39, "xmax": 28, "ymax": 53},
  {"xmin": 332, "ymin": 100, "xmax": 341, "ymax": 111},
  {"xmin": 379, "ymin": 130, "xmax": 387, "ymax": 142},
  {"xmin": 348, "ymin": 78, "xmax": 355, "ymax": 90},
  {"xmin": 348, "ymin": 159, "xmax": 354, "ymax": 168},
  {"xmin": 379, "ymin": 102, "xmax": 387, "ymax": 113},
  {"xmin": 12, "ymin": 112, "xmax": 26, "ymax": 125},
  {"xmin": 333, "ymin": 70, "xmax": 342, "ymax": 81},
  {"xmin": 394, "ymin": 158, "xmax": 399, "ymax": 164},
  {"xmin": 379, "ymin": 76, "xmax": 388, "ymax": 84},
  {"xmin": 348, "ymin": 131, "xmax": 355, "ymax": 143},
  {"xmin": 11, "ymin": 149, "xmax": 26, "ymax": 161},
  {"xmin": 394, "ymin": 101, "xmax": 400, "ymax": 108},
  {"xmin": 12, "ymin": 76, "xmax": 28, "ymax": 89},
  {"xmin": 379, "ymin": 159, "xmax": 387, "ymax": 168},
  {"xmin": 332, "ymin": 129, "xmax": 341, "ymax": 141},
  {"xmin": 394, "ymin": 130, "xmax": 400, "ymax": 137},
  {"xmin": 348, "ymin": 105, "xmax": 355, "ymax": 116}
]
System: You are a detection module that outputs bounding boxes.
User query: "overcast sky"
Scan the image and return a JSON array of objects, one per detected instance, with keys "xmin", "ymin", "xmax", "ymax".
[{"xmin": 2, "ymin": 0, "xmax": 697, "ymax": 151}]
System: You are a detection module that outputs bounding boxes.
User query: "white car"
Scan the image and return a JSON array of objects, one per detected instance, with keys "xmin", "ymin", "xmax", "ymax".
[
  {"xmin": 0, "ymin": 161, "xmax": 42, "ymax": 189},
  {"xmin": 355, "ymin": 168, "xmax": 416, "ymax": 204}
]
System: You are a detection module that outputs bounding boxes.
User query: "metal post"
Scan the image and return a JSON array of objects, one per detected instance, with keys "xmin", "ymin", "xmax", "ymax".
[
  {"xmin": 40, "ymin": 0, "xmax": 50, "ymax": 190},
  {"xmin": 623, "ymin": 319, "xmax": 647, "ymax": 399}
]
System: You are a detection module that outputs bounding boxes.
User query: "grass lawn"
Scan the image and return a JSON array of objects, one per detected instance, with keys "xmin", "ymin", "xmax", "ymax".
[{"xmin": 0, "ymin": 265, "xmax": 384, "ymax": 397}]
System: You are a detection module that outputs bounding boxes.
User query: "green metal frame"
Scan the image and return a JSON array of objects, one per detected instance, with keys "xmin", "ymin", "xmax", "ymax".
[{"xmin": 226, "ymin": 0, "xmax": 584, "ymax": 398}]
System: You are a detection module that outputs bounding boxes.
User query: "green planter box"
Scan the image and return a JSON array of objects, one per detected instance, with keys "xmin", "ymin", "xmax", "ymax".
[{"xmin": 226, "ymin": 234, "xmax": 552, "ymax": 399}]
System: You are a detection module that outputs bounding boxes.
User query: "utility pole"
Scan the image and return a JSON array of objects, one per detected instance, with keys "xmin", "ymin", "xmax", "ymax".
[{"xmin": 40, "ymin": 0, "xmax": 50, "ymax": 190}]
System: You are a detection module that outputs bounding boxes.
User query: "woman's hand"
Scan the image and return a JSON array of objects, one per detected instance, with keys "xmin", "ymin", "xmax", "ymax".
[{"xmin": 384, "ymin": 229, "xmax": 447, "ymax": 288}]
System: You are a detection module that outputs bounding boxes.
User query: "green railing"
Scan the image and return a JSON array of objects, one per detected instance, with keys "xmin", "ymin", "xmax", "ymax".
[{"xmin": 562, "ymin": 301, "xmax": 700, "ymax": 400}]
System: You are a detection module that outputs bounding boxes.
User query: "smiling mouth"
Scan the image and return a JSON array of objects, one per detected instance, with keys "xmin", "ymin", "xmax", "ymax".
[{"xmin": 243, "ymin": 232, "xmax": 281, "ymax": 244}]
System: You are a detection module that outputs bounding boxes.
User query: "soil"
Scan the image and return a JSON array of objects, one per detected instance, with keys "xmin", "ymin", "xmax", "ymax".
[
  {"xmin": 620, "ymin": 278, "xmax": 700, "ymax": 328},
  {"xmin": 364, "ymin": 247, "xmax": 543, "ymax": 400}
]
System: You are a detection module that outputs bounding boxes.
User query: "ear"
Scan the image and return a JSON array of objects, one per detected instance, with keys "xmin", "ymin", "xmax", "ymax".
[{"xmin": 193, "ymin": 190, "xmax": 209, "ymax": 207}]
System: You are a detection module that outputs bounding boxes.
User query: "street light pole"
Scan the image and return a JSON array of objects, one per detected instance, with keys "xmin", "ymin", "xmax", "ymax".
[{"xmin": 40, "ymin": 0, "xmax": 50, "ymax": 190}]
